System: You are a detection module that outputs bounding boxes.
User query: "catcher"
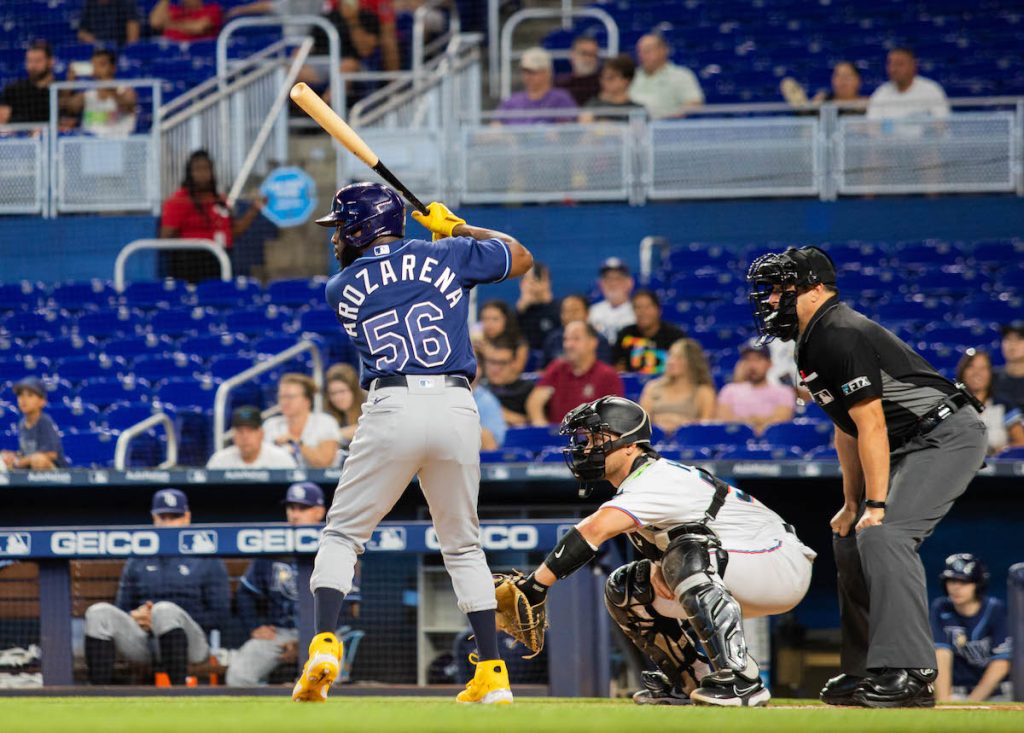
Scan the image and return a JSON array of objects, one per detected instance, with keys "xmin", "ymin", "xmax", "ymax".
[{"xmin": 494, "ymin": 396, "xmax": 816, "ymax": 706}]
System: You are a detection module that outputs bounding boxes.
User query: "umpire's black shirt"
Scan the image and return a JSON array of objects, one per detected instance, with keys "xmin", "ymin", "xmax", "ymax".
[{"xmin": 796, "ymin": 295, "xmax": 956, "ymax": 442}]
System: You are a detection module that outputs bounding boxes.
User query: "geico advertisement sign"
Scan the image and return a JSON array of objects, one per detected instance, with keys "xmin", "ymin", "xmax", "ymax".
[
  {"xmin": 426, "ymin": 525, "xmax": 538, "ymax": 551},
  {"xmin": 236, "ymin": 528, "xmax": 321, "ymax": 553},
  {"xmin": 51, "ymin": 530, "xmax": 160, "ymax": 556}
]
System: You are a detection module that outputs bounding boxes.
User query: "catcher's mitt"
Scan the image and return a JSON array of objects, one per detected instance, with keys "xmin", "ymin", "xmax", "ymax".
[{"xmin": 493, "ymin": 571, "xmax": 548, "ymax": 659}]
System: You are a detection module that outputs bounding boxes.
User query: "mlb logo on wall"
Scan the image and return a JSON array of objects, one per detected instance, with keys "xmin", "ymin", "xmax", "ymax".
[
  {"xmin": 0, "ymin": 532, "xmax": 31, "ymax": 556},
  {"xmin": 179, "ymin": 530, "xmax": 218, "ymax": 554},
  {"xmin": 367, "ymin": 527, "xmax": 406, "ymax": 551}
]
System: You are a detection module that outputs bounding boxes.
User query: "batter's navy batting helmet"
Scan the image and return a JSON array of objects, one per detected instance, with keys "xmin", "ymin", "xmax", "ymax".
[
  {"xmin": 560, "ymin": 396, "xmax": 653, "ymax": 496},
  {"xmin": 939, "ymin": 552, "xmax": 989, "ymax": 595},
  {"xmin": 315, "ymin": 182, "xmax": 405, "ymax": 249}
]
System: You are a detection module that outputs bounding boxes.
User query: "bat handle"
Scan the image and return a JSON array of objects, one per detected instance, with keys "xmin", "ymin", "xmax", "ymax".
[{"xmin": 372, "ymin": 161, "xmax": 429, "ymax": 215}]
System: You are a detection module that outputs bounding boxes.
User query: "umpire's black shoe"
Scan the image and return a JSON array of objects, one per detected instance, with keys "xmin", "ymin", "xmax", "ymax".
[
  {"xmin": 819, "ymin": 673, "xmax": 865, "ymax": 706},
  {"xmin": 852, "ymin": 668, "xmax": 937, "ymax": 708},
  {"xmin": 632, "ymin": 671, "xmax": 692, "ymax": 705},
  {"xmin": 689, "ymin": 670, "xmax": 771, "ymax": 707}
]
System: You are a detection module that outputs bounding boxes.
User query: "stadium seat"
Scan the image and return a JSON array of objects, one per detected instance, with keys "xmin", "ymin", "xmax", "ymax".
[
  {"xmin": 480, "ymin": 447, "xmax": 535, "ymax": 463},
  {"xmin": 100, "ymin": 334, "xmax": 177, "ymax": 361},
  {"xmin": 806, "ymin": 445, "xmax": 839, "ymax": 461},
  {"xmin": 27, "ymin": 334, "xmax": 97, "ymax": 362},
  {"xmin": 718, "ymin": 445, "xmax": 804, "ymax": 460},
  {"xmin": 63, "ymin": 431, "xmax": 118, "ymax": 468},
  {"xmin": 156, "ymin": 377, "xmax": 218, "ymax": 411},
  {"xmin": 209, "ymin": 355, "xmax": 256, "ymax": 381},
  {"xmin": 54, "ymin": 355, "xmax": 128, "ymax": 385},
  {"xmin": 0, "ymin": 282, "xmax": 43, "ymax": 312},
  {"xmin": 224, "ymin": 306, "xmax": 292, "ymax": 336},
  {"xmin": 49, "ymin": 281, "xmax": 116, "ymax": 311},
  {"xmin": 105, "ymin": 403, "xmax": 173, "ymax": 432},
  {"xmin": 149, "ymin": 307, "xmax": 222, "ymax": 337},
  {"xmin": 993, "ymin": 446, "xmax": 1024, "ymax": 461},
  {"xmin": 77, "ymin": 377, "xmax": 153, "ymax": 410},
  {"xmin": 536, "ymin": 448, "xmax": 568, "ymax": 464},
  {"xmin": 0, "ymin": 355, "xmax": 49, "ymax": 385},
  {"xmin": 673, "ymin": 423, "xmax": 756, "ymax": 448},
  {"xmin": 267, "ymin": 278, "xmax": 327, "ymax": 308},
  {"xmin": 2, "ymin": 311, "xmax": 63, "ymax": 339},
  {"xmin": 762, "ymin": 420, "xmax": 833, "ymax": 452},
  {"xmin": 75, "ymin": 308, "xmax": 146, "ymax": 340},
  {"xmin": 655, "ymin": 445, "xmax": 715, "ymax": 462},
  {"xmin": 48, "ymin": 403, "xmax": 102, "ymax": 433},
  {"xmin": 194, "ymin": 278, "xmax": 263, "ymax": 309},
  {"xmin": 120, "ymin": 280, "xmax": 189, "ymax": 310},
  {"xmin": 503, "ymin": 426, "xmax": 562, "ymax": 453},
  {"xmin": 178, "ymin": 333, "xmax": 249, "ymax": 361},
  {"xmin": 132, "ymin": 353, "xmax": 206, "ymax": 384},
  {"xmin": 248, "ymin": 335, "xmax": 307, "ymax": 357}
]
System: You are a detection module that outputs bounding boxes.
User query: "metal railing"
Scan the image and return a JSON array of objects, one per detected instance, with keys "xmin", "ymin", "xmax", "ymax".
[
  {"xmin": 212, "ymin": 341, "xmax": 324, "ymax": 450},
  {"xmin": 114, "ymin": 238, "xmax": 231, "ymax": 292},
  {"xmin": 0, "ymin": 124, "xmax": 47, "ymax": 215},
  {"xmin": 114, "ymin": 412, "xmax": 178, "ymax": 470},
  {"xmin": 48, "ymin": 79, "xmax": 163, "ymax": 216}
]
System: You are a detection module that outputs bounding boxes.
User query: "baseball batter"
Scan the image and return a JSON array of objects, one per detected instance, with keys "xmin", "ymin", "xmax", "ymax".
[
  {"xmin": 292, "ymin": 183, "xmax": 533, "ymax": 703},
  {"xmin": 507, "ymin": 397, "xmax": 815, "ymax": 706}
]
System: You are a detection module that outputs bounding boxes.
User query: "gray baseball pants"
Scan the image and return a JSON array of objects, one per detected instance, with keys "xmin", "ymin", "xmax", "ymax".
[
  {"xmin": 311, "ymin": 376, "xmax": 496, "ymax": 613},
  {"xmin": 84, "ymin": 601, "xmax": 209, "ymax": 665},
  {"xmin": 226, "ymin": 628, "xmax": 299, "ymax": 687},
  {"xmin": 834, "ymin": 408, "xmax": 988, "ymax": 673}
]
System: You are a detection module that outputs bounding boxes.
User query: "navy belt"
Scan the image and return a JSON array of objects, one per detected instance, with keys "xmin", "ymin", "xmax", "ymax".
[{"xmin": 372, "ymin": 375, "xmax": 471, "ymax": 391}]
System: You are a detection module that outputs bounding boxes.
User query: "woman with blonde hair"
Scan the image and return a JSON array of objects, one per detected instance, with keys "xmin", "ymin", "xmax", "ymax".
[
  {"xmin": 262, "ymin": 372, "xmax": 339, "ymax": 468},
  {"xmin": 639, "ymin": 338, "xmax": 716, "ymax": 432},
  {"xmin": 324, "ymin": 363, "xmax": 367, "ymax": 449}
]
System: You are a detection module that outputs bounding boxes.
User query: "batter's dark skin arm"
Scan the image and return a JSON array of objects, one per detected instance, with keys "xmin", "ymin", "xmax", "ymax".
[{"xmin": 451, "ymin": 223, "xmax": 533, "ymax": 278}]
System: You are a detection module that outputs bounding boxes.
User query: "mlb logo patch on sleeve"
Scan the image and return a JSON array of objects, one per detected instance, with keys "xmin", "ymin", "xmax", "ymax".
[{"xmin": 841, "ymin": 376, "xmax": 871, "ymax": 395}]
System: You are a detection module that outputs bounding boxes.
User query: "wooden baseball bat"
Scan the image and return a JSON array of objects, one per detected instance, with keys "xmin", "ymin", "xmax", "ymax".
[{"xmin": 289, "ymin": 82, "xmax": 428, "ymax": 214}]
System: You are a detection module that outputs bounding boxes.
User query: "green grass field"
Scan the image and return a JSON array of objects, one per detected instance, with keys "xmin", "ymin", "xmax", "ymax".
[{"xmin": 1, "ymin": 697, "xmax": 1022, "ymax": 733}]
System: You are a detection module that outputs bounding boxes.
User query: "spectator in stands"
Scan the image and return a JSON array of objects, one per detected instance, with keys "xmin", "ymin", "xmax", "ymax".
[
  {"xmin": 149, "ymin": 0, "xmax": 224, "ymax": 42},
  {"xmin": 717, "ymin": 340, "xmax": 795, "ymax": 435},
  {"xmin": 498, "ymin": 47, "xmax": 577, "ymax": 125},
  {"xmin": 588, "ymin": 257, "xmax": 636, "ymax": 344},
  {"xmin": 0, "ymin": 41, "xmax": 55, "ymax": 126},
  {"xmin": 867, "ymin": 47, "xmax": 949, "ymax": 121},
  {"xmin": 472, "ymin": 345, "xmax": 506, "ymax": 450},
  {"xmin": 206, "ymin": 406, "xmax": 298, "ymax": 469},
  {"xmin": 639, "ymin": 338, "xmax": 716, "ymax": 432},
  {"xmin": 360, "ymin": 0, "xmax": 400, "ymax": 72},
  {"xmin": 993, "ymin": 321, "xmax": 1024, "ymax": 414},
  {"xmin": 61, "ymin": 49, "xmax": 138, "ymax": 138},
  {"xmin": 612, "ymin": 289, "xmax": 686, "ymax": 375},
  {"xmin": 931, "ymin": 553, "xmax": 1012, "ymax": 701},
  {"xmin": 227, "ymin": 482, "xmax": 334, "ymax": 687},
  {"xmin": 324, "ymin": 363, "xmax": 366, "ymax": 450},
  {"xmin": 1, "ymin": 377, "xmax": 66, "ymax": 471},
  {"xmin": 310, "ymin": 0, "xmax": 381, "ymax": 81},
  {"xmin": 159, "ymin": 150, "xmax": 263, "ymax": 282},
  {"xmin": 483, "ymin": 336, "xmax": 534, "ymax": 428},
  {"xmin": 477, "ymin": 300, "xmax": 529, "ymax": 374},
  {"xmin": 543, "ymin": 293, "xmax": 613, "ymax": 366},
  {"xmin": 77, "ymin": 0, "xmax": 141, "ymax": 46},
  {"xmin": 580, "ymin": 53, "xmax": 645, "ymax": 123},
  {"xmin": 263, "ymin": 373, "xmax": 340, "ymax": 468},
  {"xmin": 628, "ymin": 33, "xmax": 703, "ymax": 119},
  {"xmin": 83, "ymin": 489, "xmax": 229, "ymax": 686},
  {"xmin": 781, "ymin": 61, "xmax": 867, "ymax": 112},
  {"xmin": 556, "ymin": 35, "xmax": 601, "ymax": 106},
  {"xmin": 956, "ymin": 349, "xmax": 1010, "ymax": 454},
  {"xmin": 516, "ymin": 263, "xmax": 560, "ymax": 353},
  {"xmin": 526, "ymin": 321, "xmax": 624, "ymax": 426}
]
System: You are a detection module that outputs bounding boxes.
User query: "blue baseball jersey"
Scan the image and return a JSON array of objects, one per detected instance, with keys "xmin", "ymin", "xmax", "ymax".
[
  {"xmin": 930, "ymin": 596, "xmax": 1012, "ymax": 688},
  {"xmin": 236, "ymin": 558, "xmax": 362, "ymax": 634},
  {"xmin": 325, "ymin": 236, "xmax": 512, "ymax": 388},
  {"xmin": 116, "ymin": 557, "xmax": 229, "ymax": 632}
]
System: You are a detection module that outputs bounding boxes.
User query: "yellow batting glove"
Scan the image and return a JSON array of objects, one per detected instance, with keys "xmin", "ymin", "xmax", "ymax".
[{"xmin": 411, "ymin": 201, "xmax": 466, "ymax": 241}]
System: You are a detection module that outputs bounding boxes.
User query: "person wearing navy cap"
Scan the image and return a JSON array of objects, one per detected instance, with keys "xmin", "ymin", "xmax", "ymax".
[
  {"xmin": 588, "ymin": 257, "xmax": 636, "ymax": 343},
  {"xmin": 227, "ymin": 483, "xmax": 360, "ymax": 687},
  {"xmin": 83, "ymin": 489, "xmax": 229, "ymax": 686},
  {"xmin": 1, "ymin": 376, "xmax": 66, "ymax": 470}
]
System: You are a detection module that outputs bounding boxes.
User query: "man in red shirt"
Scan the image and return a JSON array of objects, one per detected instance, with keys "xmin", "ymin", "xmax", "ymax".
[
  {"xmin": 527, "ymin": 320, "xmax": 624, "ymax": 425},
  {"xmin": 149, "ymin": 0, "xmax": 223, "ymax": 42}
]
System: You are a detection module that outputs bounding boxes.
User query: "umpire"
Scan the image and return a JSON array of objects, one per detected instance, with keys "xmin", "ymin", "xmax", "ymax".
[{"xmin": 747, "ymin": 246, "xmax": 987, "ymax": 708}]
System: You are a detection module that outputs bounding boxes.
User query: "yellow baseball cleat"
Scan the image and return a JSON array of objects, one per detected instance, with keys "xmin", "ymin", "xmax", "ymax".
[
  {"xmin": 456, "ymin": 655, "xmax": 513, "ymax": 704},
  {"xmin": 291, "ymin": 632, "xmax": 343, "ymax": 703}
]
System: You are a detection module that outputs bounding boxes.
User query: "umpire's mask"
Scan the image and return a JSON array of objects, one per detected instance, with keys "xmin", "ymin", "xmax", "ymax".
[{"xmin": 747, "ymin": 246, "xmax": 836, "ymax": 344}]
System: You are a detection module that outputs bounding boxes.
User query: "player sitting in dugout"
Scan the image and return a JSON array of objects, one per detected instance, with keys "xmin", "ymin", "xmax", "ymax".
[
  {"xmin": 931, "ymin": 553, "xmax": 1013, "ymax": 702},
  {"xmin": 498, "ymin": 396, "xmax": 816, "ymax": 707}
]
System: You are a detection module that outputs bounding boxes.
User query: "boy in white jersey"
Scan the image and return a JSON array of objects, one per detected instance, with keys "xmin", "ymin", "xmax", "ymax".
[{"xmin": 510, "ymin": 396, "xmax": 815, "ymax": 707}]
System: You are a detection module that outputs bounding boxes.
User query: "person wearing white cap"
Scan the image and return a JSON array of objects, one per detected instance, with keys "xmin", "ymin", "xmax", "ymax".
[{"xmin": 497, "ymin": 46, "xmax": 577, "ymax": 125}]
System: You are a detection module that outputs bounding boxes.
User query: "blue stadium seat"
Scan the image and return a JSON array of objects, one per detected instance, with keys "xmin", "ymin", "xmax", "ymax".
[
  {"xmin": 267, "ymin": 279, "xmax": 327, "ymax": 308},
  {"xmin": 75, "ymin": 308, "xmax": 146, "ymax": 340},
  {"xmin": 0, "ymin": 430, "xmax": 18, "ymax": 452},
  {"xmin": 176, "ymin": 408, "xmax": 212, "ymax": 466},
  {"xmin": 49, "ymin": 280, "xmax": 116, "ymax": 311},
  {"xmin": 209, "ymin": 355, "xmax": 256, "ymax": 381},
  {"xmin": 961, "ymin": 298, "xmax": 1022, "ymax": 323},
  {"xmin": 77, "ymin": 377, "xmax": 153, "ymax": 409},
  {"xmin": 248, "ymin": 335, "xmax": 306, "ymax": 357},
  {"xmin": 63, "ymin": 431, "xmax": 118, "ymax": 468},
  {"xmin": 54, "ymin": 355, "xmax": 128, "ymax": 385},
  {"xmin": 156, "ymin": 377, "xmax": 218, "ymax": 411},
  {"xmin": 0, "ymin": 335, "xmax": 23, "ymax": 357},
  {"xmin": 132, "ymin": 353, "xmax": 206, "ymax": 384},
  {"xmin": 674, "ymin": 423, "xmax": 756, "ymax": 448},
  {"xmin": 480, "ymin": 447, "xmax": 535, "ymax": 463},
  {"xmin": 619, "ymin": 373, "xmax": 651, "ymax": 402},
  {"xmin": 178, "ymin": 333, "xmax": 249, "ymax": 361},
  {"xmin": 503, "ymin": 426, "xmax": 561, "ymax": 452},
  {"xmin": 48, "ymin": 404, "xmax": 102, "ymax": 433},
  {"xmin": 536, "ymin": 448, "xmax": 568, "ymax": 463},
  {"xmin": 100, "ymin": 334, "xmax": 177, "ymax": 361},
  {"xmin": 993, "ymin": 446, "xmax": 1024, "ymax": 461},
  {"xmin": 149, "ymin": 307, "xmax": 222, "ymax": 337},
  {"xmin": 42, "ymin": 378, "xmax": 75, "ymax": 406},
  {"xmin": 654, "ymin": 445, "xmax": 715, "ymax": 462},
  {"xmin": 762, "ymin": 420, "xmax": 833, "ymax": 452},
  {"xmin": 0, "ymin": 355, "xmax": 49, "ymax": 385},
  {"xmin": 120, "ymin": 280, "xmax": 189, "ymax": 310},
  {"xmin": 105, "ymin": 403, "xmax": 173, "ymax": 432},
  {"xmin": 224, "ymin": 306, "xmax": 292, "ymax": 336},
  {"xmin": 194, "ymin": 278, "xmax": 263, "ymax": 309},
  {"xmin": 27, "ymin": 334, "xmax": 98, "ymax": 362},
  {"xmin": 718, "ymin": 445, "xmax": 804, "ymax": 460},
  {"xmin": 806, "ymin": 445, "xmax": 839, "ymax": 461},
  {"xmin": 3, "ymin": 311, "xmax": 63, "ymax": 339},
  {"xmin": 971, "ymin": 240, "xmax": 1024, "ymax": 268},
  {"xmin": 0, "ymin": 282, "xmax": 43, "ymax": 312}
]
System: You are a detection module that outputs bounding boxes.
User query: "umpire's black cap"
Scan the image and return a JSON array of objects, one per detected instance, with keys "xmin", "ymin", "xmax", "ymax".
[{"xmin": 785, "ymin": 246, "xmax": 837, "ymax": 287}]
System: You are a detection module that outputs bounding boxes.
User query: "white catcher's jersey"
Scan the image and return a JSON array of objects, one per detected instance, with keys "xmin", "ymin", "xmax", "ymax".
[{"xmin": 602, "ymin": 458, "xmax": 810, "ymax": 556}]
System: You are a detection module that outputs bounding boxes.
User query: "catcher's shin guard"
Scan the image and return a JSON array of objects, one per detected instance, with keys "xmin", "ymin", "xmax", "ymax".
[{"xmin": 604, "ymin": 560, "xmax": 701, "ymax": 694}]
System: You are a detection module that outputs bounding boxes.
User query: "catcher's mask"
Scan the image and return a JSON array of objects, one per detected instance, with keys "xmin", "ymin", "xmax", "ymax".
[
  {"xmin": 746, "ymin": 246, "xmax": 836, "ymax": 344},
  {"xmin": 559, "ymin": 396, "xmax": 652, "ymax": 497}
]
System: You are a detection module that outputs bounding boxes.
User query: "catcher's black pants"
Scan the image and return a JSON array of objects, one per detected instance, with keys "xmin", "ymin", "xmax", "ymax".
[{"xmin": 833, "ymin": 408, "xmax": 987, "ymax": 672}]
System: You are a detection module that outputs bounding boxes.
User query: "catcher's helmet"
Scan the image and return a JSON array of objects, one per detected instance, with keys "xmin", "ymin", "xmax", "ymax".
[
  {"xmin": 939, "ymin": 553, "xmax": 989, "ymax": 595},
  {"xmin": 746, "ymin": 246, "xmax": 837, "ymax": 344},
  {"xmin": 559, "ymin": 396, "xmax": 652, "ymax": 496},
  {"xmin": 315, "ymin": 182, "xmax": 405, "ymax": 250}
]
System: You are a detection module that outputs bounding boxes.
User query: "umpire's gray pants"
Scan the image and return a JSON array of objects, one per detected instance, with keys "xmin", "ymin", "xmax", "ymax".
[
  {"xmin": 225, "ymin": 628, "xmax": 298, "ymax": 687},
  {"xmin": 312, "ymin": 377, "xmax": 496, "ymax": 613},
  {"xmin": 834, "ymin": 408, "xmax": 987, "ymax": 673},
  {"xmin": 84, "ymin": 601, "xmax": 209, "ymax": 665}
]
